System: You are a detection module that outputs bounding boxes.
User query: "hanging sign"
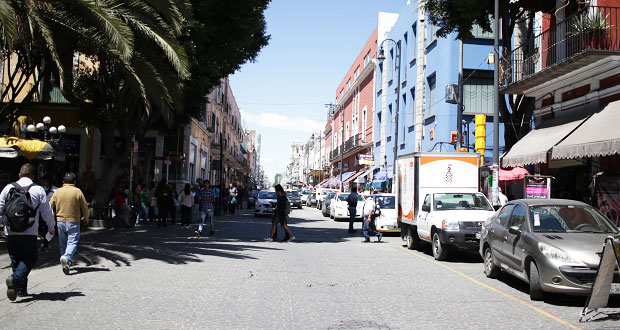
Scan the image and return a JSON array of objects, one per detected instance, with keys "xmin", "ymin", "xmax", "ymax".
[{"xmin": 524, "ymin": 175, "xmax": 551, "ymax": 199}]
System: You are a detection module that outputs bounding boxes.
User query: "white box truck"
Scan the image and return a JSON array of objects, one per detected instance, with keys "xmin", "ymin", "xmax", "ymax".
[{"xmin": 397, "ymin": 152, "xmax": 495, "ymax": 260}]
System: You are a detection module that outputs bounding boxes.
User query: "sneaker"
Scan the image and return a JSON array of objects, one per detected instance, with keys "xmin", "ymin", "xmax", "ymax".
[
  {"xmin": 264, "ymin": 237, "xmax": 273, "ymax": 242},
  {"xmin": 348, "ymin": 229, "xmax": 357, "ymax": 233},
  {"xmin": 288, "ymin": 236, "xmax": 295, "ymax": 242},
  {"xmin": 60, "ymin": 256, "xmax": 70, "ymax": 275},
  {"xmin": 377, "ymin": 233, "xmax": 383, "ymax": 242},
  {"xmin": 6, "ymin": 276, "xmax": 16, "ymax": 301},
  {"xmin": 16, "ymin": 289, "xmax": 29, "ymax": 297},
  {"xmin": 194, "ymin": 230, "xmax": 201, "ymax": 237},
  {"xmin": 362, "ymin": 238, "xmax": 370, "ymax": 243}
]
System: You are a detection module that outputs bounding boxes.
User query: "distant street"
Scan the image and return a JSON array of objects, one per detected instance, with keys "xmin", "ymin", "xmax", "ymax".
[{"xmin": 1, "ymin": 206, "xmax": 618, "ymax": 329}]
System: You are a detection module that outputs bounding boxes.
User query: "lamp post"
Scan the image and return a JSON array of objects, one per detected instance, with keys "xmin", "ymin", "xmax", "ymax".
[
  {"xmin": 377, "ymin": 38, "xmax": 401, "ymax": 193},
  {"xmin": 313, "ymin": 130, "xmax": 322, "ymax": 185},
  {"xmin": 26, "ymin": 115, "xmax": 66, "ymax": 141}
]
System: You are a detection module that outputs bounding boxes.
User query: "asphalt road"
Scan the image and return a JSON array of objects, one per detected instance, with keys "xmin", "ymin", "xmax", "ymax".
[{"xmin": 0, "ymin": 205, "xmax": 619, "ymax": 329}]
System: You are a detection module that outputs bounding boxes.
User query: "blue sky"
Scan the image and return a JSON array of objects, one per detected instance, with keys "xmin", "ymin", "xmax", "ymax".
[{"xmin": 230, "ymin": 0, "xmax": 406, "ymax": 183}]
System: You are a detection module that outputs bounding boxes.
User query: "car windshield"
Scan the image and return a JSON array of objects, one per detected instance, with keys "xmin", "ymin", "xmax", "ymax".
[
  {"xmin": 258, "ymin": 191, "xmax": 276, "ymax": 199},
  {"xmin": 327, "ymin": 192, "xmax": 337, "ymax": 199},
  {"xmin": 375, "ymin": 196, "xmax": 395, "ymax": 209},
  {"xmin": 337, "ymin": 194, "xmax": 365, "ymax": 202},
  {"xmin": 287, "ymin": 191, "xmax": 299, "ymax": 198},
  {"xmin": 302, "ymin": 190, "xmax": 310, "ymax": 195},
  {"xmin": 433, "ymin": 193, "xmax": 493, "ymax": 211},
  {"xmin": 530, "ymin": 205, "xmax": 619, "ymax": 233}
]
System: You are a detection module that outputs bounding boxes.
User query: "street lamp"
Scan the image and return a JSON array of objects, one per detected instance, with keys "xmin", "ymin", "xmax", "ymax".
[
  {"xmin": 27, "ymin": 116, "xmax": 65, "ymax": 141},
  {"xmin": 377, "ymin": 38, "xmax": 401, "ymax": 193}
]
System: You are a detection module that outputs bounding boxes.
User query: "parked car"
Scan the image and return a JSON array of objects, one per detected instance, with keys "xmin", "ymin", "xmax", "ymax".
[
  {"xmin": 254, "ymin": 190, "xmax": 278, "ymax": 217},
  {"xmin": 287, "ymin": 190, "xmax": 302, "ymax": 209},
  {"xmin": 316, "ymin": 188, "xmax": 338, "ymax": 210},
  {"xmin": 301, "ymin": 189, "xmax": 311, "ymax": 206},
  {"xmin": 248, "ymin": 190, "xmax": 259, "ymax": 208},
  {"xmin": 322, "ymin": 192, "xmax": 338, "ymax": 217},
  {"xmin": 308, "ymin": 192, "xmax": 317, "ymax": 207},
  {"xmin": 372, "ymin": 193, "xmax": 400, "ymax": 233},
  {"xmin": 330, "ymin": 192, "xmax": 364, "ymax": 221},
  {"xmin": 480, "ymin": 199, "xmax": 620, "ymax": 301}
]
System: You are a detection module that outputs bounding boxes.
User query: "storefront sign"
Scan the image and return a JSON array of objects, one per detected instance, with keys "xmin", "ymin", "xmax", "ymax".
[
  {"xmin": 524, "ymin": 175, "xmax": 550, "ymax": 199},
  {"xmin": 359, "ymin": 154, "xmax": 374, "ymax": 166}
]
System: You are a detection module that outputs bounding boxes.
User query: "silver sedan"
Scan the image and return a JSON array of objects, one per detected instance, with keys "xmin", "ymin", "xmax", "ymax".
[{"xmin": 479, "ymin": 199, "xmax": 620, "ymax": 300}]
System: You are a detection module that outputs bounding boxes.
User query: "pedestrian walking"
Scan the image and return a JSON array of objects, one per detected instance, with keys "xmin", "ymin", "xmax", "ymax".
[
  {"xmin": 361, "ymin": 191, "xmax": 382, "ymax": 243},
  {"xmin": 221, "ymin": 186, "xmax": 229, "ymax": 215},
  {"xmin": 155, "ymin": 179, "xmax": 172, "ymax": 228},
  {"xmin": 266, "ymin": 184, "xmax": 295, "ymax": 242},
  {"xmin": 214, "ymin": 185, "xmax": 221, "ymax": 216},
  {"xmin": 178, "ymin": 184, "xmax": 194, "ymax": 229},
  {"xmin": 196, "ymin": 180, "xmax": 215, "ymax": 237},
  {"xmin": 135, "ymin": 183, "xmax": 149, "ymax": 225},
  {"xmin": 192, "ymin": 185, "xmax": 201, "ymax": 223},
  {"xmin": 0, "ymin": 164, "xmax": 56, "ymax": 301},
  {"xmin": 346, "ymin": 186, "xmax": 359, "ymax": 233},
  {"xmin": 50, "ymin": 172, "xmax": 89, "ymax": 275},
  {"xmin": 148, "ymin": 182, "xmax": 158, "ymax": 223},
  {"xmin": 228, "ymin": 183, "xmax": 238, "ymax": 215},
  {"xmin": 38, "ymin": 177, "xmax": 57, "ymax": 251}
]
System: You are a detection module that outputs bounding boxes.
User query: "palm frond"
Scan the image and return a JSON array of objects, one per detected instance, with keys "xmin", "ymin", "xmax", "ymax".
[{"xmin": 75, "ymin": 0, "xmax": 134, "ymax": 60}]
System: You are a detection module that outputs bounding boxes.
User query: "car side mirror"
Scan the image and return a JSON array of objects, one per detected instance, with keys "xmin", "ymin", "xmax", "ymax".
[
  {"xmin": 508, "ymin": 226, "xmax": 521, "ymax": 236},
  {"xmin": 422, "ymin": 204, "xmax": 430, "ymax": 212}
]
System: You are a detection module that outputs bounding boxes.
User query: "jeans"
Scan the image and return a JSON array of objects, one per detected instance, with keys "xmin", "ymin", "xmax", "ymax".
[
  {"xmin": 363, "ymin": 215, "xmax": 379, "ymax": 240},
  {"xmin": 58, "ymin": 221, "xmax": 81, "ymax": 266},
  {"xmin": 6, "ymin": 235, "xmax": 37, "ymax": 292},
  {"xmin": 199, "ymin": 209, "xmax": 214, "ymax": 234},
  {"xmin": 136, "ymin": 204, "xmax": 148, "ymax": 224},
  {"xmin": 348, "ymin": 207, "xmax": 357, "ymax": 231}
]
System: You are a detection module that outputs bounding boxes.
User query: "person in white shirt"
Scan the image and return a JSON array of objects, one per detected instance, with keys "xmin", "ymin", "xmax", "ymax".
[
  {"xmin": 178, "ymin": 183, "xmax": 194, "ymax": 229},
  {"xmin": 498, "ymin": 187, "xmax": 509, "ymax": 206},
  {"xmin": 0, "ymin": 164, "xmax": 55, "ymax": 301},
  {"xmin": 361, "ymin": 191, "xmax": 382, "ymax": 243}
]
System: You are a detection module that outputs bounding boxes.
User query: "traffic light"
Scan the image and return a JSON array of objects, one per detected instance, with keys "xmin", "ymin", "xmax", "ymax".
[{"xmin": 475, "ymin": 115, "xmax": 486, "ymax": 164}]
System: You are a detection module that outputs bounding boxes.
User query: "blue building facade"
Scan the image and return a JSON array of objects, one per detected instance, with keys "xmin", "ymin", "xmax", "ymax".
[{"xmin": 374, "ymin": 2, "xmax": 505, "ymax": 182}]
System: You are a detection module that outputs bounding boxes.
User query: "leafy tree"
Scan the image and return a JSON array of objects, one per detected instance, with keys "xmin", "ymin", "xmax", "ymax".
[{"xmin": 424, "ymin": 0, "xmax": 555, "ymax": 149}]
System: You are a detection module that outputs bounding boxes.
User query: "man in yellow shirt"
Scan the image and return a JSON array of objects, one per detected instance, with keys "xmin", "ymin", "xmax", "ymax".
[{"xmin": 50, "ymin": 172, "xmax": 88, "ymax": 275}]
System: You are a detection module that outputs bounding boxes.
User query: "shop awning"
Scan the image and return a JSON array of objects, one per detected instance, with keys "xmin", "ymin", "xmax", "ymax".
[
  {"xmin": 344, "ymin": 170, "xmax": 365, "ymax": 184},
  {"xmin": 374, "ymin": 166, "xmax": 393, "ymax": 180},
  {"xmin": 499, "ymin": 167, "xmax": 530, "ymax": 181},
  {"xmin": 552, "ymin": 101, "xmax": 620, "ymax": 160},
  {"xmin": 0, "ymin": 136, "xmax": 64, "ymax": 161},
  {"xmin": 329, "ymin": 171, "xmax": 355, "ymax": 187},
  {"xmin": 501, "ymin": 120, "xmax": 585, "ymax": 167},
  {"xmin": 317, "ymin": 177, "xmax": 329, "ymax": 188},
  {"xmin": 324, "ymin": 177, "xmax": 337, "ymax": 187}
]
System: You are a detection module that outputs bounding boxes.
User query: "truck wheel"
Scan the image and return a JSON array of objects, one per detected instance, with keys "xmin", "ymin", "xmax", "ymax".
[
  {"xmin": 432, "ymin": 232, "xmax": 449, "ymax": 261},
  {"xmin": 529, "ymin": 261, "xmax": 545, "ymax": 301},
  {"xmin": 406, "ymin": 227, "xmax": 419, "ymax": 250},
  {"xmin": 483, "ymin": 246, "xmax": 500, "ymax": 278}
]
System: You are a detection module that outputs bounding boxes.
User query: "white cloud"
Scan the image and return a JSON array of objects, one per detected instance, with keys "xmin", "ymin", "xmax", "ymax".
[{"xmin": 240, "ymin": 110, "xmax": 323, "ymax": 133}]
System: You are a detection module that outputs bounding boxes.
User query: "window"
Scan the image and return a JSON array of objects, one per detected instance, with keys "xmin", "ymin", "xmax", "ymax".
[
  {"xmin": 346, "ymin": 78, "xmax": 352, "ymax": 91},
  {"xmin": 427, "ymin": 74, "xmax": 436, "ymax": 117},
  {"xmin": 401, "ymin": 92, "xmax": 407, "ymax": 143},
  {"xmin": 429, "ymin": 20, "xmax": 437, "ymax": 43},
  {"xmin": 497, "ymin": 204, "xmax": 515, "ymax": 227},
  {"xmin": 410, "ymin": 88, "xmax": 415, "ymax": 125},
  {"xmin": 364, "ymin": 50, "xmax": 371, "ymax": 67},
  {"xmin": 354, "ymin": 66, "xmax": 360, "ymax": 81},
  {"xmin": 388, "ymin": 104, "xmax": 393, "ymax": 135},
  {"xmin": 345, "ymin": 122, "xmax": 350, "ymax": 140},
  {"xmin": 463, "ymin": 70, "xmax": 494, "ymax": 115},
  {"xmin": 340, "ymin": 88, "xmax": 344, "ymax": 100},
  {"xmin": 401, "ymin": 36, "xmax": 407, "ymax": 81},
  {"xmin": 388, "ymin": 48, "xmax": 394, "ymax": 82},
  {"xmin": 411, "ymin": 23, "xmax": 417, "ymax": 62},
  {"xmin": 189, "ymin": 143, "xmax": 197, "ymax": 184},
  {"xmin": 509, "ymin": 204, "xmax": 527, "ymax": 231},
  {"xmin": 361, "ymin": 106, "xmax": 367, "ymax": 141}
]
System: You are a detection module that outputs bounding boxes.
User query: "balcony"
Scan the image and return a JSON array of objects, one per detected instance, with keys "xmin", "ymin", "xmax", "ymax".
[
  {"xmin": 501, "ymin": 6, "xmax": 620, "ymax": 94},
  {"xmin": 329, "ymin": 146, "xmax": 342, "ymax": 161}
]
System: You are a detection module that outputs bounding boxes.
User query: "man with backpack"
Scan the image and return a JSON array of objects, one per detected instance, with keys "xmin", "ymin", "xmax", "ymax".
[
  {"xmin": 0, "ymin": 164, "xmax": 55, "ymax": 301},
  {"xmin": 346, "ymin": 186, "xmax": 359, "ymax": 233}
]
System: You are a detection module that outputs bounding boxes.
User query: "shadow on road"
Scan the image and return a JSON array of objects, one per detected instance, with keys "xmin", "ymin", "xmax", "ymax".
[{"xmin": 15, "ymin": 291, "xmax": 85, "ymax": 303}]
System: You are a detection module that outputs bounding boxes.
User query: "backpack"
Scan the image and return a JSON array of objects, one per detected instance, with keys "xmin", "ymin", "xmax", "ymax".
[{"xmin": 4, "ymin": 183, "xmax": 36, "ymax": 232}]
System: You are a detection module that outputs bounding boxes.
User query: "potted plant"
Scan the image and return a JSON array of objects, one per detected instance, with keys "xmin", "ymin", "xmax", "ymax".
[{"xmin": 572, "ymin": 10, "xmax": 611, "ymax": 49}]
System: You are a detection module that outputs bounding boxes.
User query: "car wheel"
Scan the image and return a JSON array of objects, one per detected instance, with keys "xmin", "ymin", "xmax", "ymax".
[
  {"xmin": 406, "ymin": 227, "xmax": 419, "ymax": 250},
  {"xmin": 483, "ymin": 246, "xmax": 500, "ymax": 278},
  {"xmin": 432, "ymin": 232, "xmax": 448, "ymax": 261},
  {"xmin": 529, "ymin": 261, "xmax": 545, "ymax": 301}
]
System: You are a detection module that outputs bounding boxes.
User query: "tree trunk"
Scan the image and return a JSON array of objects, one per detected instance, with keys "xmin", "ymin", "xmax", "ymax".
[{"xmin": 93, "ymin": 125, "xmax": 133, "ymax": 206}]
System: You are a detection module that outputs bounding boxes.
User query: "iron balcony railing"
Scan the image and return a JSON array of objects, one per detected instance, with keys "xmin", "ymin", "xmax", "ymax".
[{"xmin": 501, "ymin": 5, "xmax": 620, "ymax": 88}]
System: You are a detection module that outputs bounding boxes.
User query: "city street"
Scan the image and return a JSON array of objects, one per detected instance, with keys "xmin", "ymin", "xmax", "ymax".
[{"xmin": 1, "ymin": 206, "xmax": 619, "ymax": 329}]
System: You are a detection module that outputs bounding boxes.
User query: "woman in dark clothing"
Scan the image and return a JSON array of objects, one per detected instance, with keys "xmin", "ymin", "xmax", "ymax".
[
  {"xmin": 267, "ymin": 184, "xmax": 295, "ymax": 242},
  {"xmin": 155, "ymin": 179, "xmax": 171, "ymax": 227}
]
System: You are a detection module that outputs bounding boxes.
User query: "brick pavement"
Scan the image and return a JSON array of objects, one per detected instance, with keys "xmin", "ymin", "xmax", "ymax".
[{"xmin": 0, "ymin": 207, "xmax": 617, "ymax": 329}]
